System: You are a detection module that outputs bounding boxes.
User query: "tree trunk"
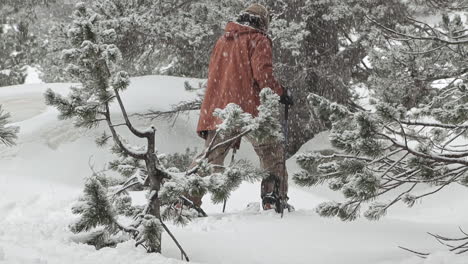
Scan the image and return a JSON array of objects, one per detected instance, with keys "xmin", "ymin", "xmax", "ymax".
[
  {"xmin": 279, "ymin": 6, "xmax": 360, "ymax": 157},
  {"xmin": 145, "ymin": 132, "xmax": 163, "ymax": 253}
]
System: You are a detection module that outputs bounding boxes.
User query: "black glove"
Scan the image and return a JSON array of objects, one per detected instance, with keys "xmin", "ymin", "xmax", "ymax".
[{"xmin": 279, "ymin": 87, "xmax": 293, "ymax": 106}]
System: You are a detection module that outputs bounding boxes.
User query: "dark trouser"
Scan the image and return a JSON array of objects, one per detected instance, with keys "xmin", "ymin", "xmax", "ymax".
[{"xmin": 189, "ymin": 130, "xmax": 288, "ymax": 207}]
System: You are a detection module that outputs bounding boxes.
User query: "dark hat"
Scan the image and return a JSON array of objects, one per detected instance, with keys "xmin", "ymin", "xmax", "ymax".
[{"xmin": 243, "ymin": 4, "xmax": 270, "ymax": 31}]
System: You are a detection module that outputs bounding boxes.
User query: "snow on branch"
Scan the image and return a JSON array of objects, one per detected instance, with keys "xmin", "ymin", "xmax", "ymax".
[
  {"xmin": 296, "ymin": 87, "xmax": 468, "ymax": 222},
  {"xmin": 0, "ymin": 105, "xmax": 19, "ymax": 146},
  {"xmin": 136, "ymin": 97, "xmax": 203, "ymax": 122},
  {"xmin": 365, "ymin": 13, "xmax": 468, "ymax": 45}
]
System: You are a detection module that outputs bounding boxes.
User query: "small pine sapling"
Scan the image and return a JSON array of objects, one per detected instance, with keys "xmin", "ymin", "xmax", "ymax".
[{"xmin": 45, "ymin": 2, "xmax": 169, "ymax": 254}]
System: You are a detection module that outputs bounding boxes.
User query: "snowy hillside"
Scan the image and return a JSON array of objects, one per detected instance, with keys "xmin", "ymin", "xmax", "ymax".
[{"xmin": 1, "ymin": 75, "xmax": 468, "ymax": 264}]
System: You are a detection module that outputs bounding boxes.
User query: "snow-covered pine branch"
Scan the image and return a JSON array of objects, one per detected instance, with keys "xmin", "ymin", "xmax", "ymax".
[
  {"xmin": 0, "ymin": 105, "xmax": 19, "ymax": 146},
  {"xmin": 159, "ymin": 88, "xmax": 281, "ymax": 223},
  {"xmin": 303, "ymin": 9, "xmax": 468, "ymax": 214},
  {"xmin": 297, "ymin": 77, "xmax": 468, "ymax": 222},
  {"xmin": 138, "ymin": 96, "xmax": 203, "ymax": 121},
  {"xmin": 71, "ymin": 86, "xmax": 281, "ymax": 250},
  {"xmin": 293, "ymin": 10, "xmax": 468, "ymax": 255}
]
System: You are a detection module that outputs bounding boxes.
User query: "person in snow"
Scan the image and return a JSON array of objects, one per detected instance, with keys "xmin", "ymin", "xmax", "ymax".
[{"xmin": 192, "ymin": 3, "xmax": 293, "ymax": 212}]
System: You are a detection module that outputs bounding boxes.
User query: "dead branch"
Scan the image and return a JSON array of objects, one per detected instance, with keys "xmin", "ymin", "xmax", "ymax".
[
  {"xmin": 136, "ymin": 98, "xmax": 202, "ymax": 121},
  {"xmin": 159, "ymin": 219, "xmax": 190, "ymax": 261}
]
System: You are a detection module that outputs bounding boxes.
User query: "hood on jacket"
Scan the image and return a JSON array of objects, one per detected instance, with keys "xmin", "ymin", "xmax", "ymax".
[{"xmin": 223, "ymin": 22, "xmax": 269, "ymax": 41}]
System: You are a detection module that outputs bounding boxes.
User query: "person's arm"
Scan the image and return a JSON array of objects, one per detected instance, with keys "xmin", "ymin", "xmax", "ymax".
[{"xmin": 251, "ymin": 37, "xmax": 284, "ymax": 96}]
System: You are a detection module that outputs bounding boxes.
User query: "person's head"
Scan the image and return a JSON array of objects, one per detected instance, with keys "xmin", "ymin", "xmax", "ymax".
[{"xmin": 236, "ymin": 4, "xmax": 270, "ymax": 32}]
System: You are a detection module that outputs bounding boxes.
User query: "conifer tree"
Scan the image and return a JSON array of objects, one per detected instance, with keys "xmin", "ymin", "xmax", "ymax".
[
  {"xmin": 294, "ymin": 4, "xmax": 468, "ymax": 222},
  {"xmin": 45, "ymin": 2, "xmax": 166, "ymax": 253},
  {"xmin": 0, "ymin": 0, "xmax": 56, "ymax": 86},
  {"xmin": 293, "ymin": 4, "xmax": 468, "ymax": 254}
]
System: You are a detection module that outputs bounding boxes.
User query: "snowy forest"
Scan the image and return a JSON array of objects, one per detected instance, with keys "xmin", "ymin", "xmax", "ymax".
[{"xmin": 2, "ymin": 0, "xmax": 468, "ymax": 263}]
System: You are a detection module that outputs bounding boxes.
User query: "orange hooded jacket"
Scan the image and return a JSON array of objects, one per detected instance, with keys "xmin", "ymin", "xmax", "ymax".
[{"xmin": 197, "ymin": 22, "xmax": 283, "ymax": 138}]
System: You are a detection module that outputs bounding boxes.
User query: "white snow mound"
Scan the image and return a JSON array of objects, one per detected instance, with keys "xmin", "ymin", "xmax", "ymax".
[{"xmin": 0, "ymin": 75, "xmax": 468, "ymax": 264}]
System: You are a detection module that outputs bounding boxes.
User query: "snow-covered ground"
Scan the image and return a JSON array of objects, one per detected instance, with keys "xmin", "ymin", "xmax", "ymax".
[{"xmin": 1, "ymin": 75, "xmax": 468, "ymax": 264}]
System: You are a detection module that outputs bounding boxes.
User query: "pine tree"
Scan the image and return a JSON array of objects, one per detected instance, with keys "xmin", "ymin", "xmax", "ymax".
[
  {"xmin": 292, "ymin": 3, "xmax": 468, "ymax": 254},
  {"xmin": 33, "ymin": 0, "xmax": 78, "ymax": 83},
  {"xmin": 64, "ymin": 0, "xmax": 243, "ymax": 78},
  {"xmin": 0, "ymin": 18, "xmax": 31, "ymax": 86},
  {"xmin": 0, "ymin": 105, "xmax": 19, "ymax": 146},
  {"xmin": 0, "ymin": 0, "xmax": 56, "ymax": 86},
  {"xmin": 44, "ymin": 2, "xmax": 166, "ymax": 253}
]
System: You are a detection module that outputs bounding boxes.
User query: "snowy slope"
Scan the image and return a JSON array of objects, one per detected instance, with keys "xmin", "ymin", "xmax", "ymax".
[{"xmin": 1, "ymin": 75, "xmax": 468, "ymax": 264}]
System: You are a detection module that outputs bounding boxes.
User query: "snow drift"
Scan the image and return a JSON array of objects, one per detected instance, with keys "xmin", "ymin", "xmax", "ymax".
[{"xmin": 1, "ymin": 75, "xmax": 468, "ymax": 264}]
